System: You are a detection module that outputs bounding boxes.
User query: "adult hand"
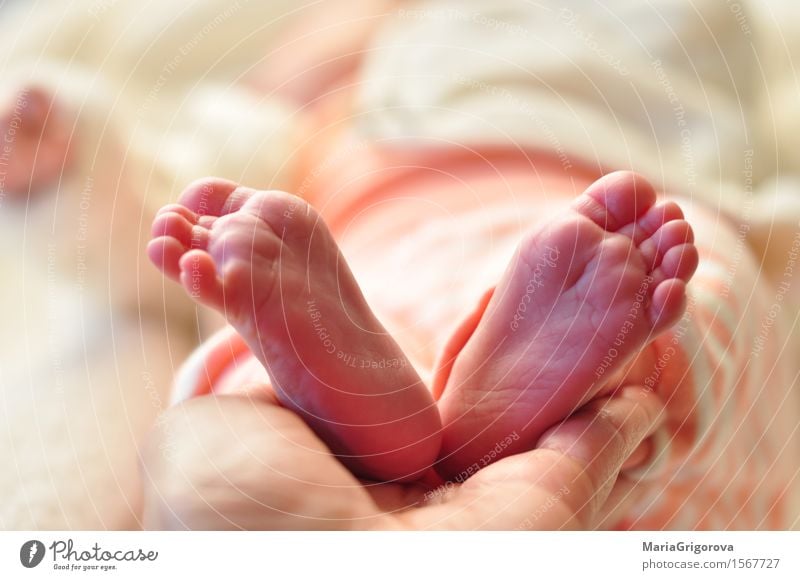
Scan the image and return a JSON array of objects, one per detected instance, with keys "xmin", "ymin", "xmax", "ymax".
[{"xmin": 140, "ymin": 383, "xmax": 662, "ymax": 530}]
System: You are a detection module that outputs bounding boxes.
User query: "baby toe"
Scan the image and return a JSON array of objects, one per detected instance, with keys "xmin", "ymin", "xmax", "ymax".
[
  {"xmin": 178, "ymin": 249, "xmax": 223, "ymax": 309},
  {"xmin": 650, "ymin": 278, "xmax": 687, "ymax": 332},
  {"xmin": 639, "ymin": 219, "xmax": 694, "ymax": 270},
  {"xmin": 619, "ymin": 200, "xmax": 685, "ymax": 245},
  {"xmin": 178, "ymin": 177, "xmax": 255, "ymax": 217},
  {"xmin": 659, "ymin": 243, "xmax": 699, "ymax": 282},
  {"xmin": 147, "ymin": 236, "xmax": 187, "ymax": 281},
  {"xmin": 156, "ymin": 203, "xmax": 197, "ymax": 222},
  {"xmin": 573, "ymin": 171, "xmax": 657, "ymax": 232},
  {"xmin": 151, "ymin": 210, "xmax": 196, "ymax": 247}
]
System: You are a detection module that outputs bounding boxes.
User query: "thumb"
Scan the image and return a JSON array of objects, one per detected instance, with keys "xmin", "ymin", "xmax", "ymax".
[{"xmin": 410, "ymin": 385, "xmax": 664, "ymax": 529}]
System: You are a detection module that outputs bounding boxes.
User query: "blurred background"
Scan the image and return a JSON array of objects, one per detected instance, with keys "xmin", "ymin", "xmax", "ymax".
[{"xmin": 1, "ymin": 0, "xmax": 799, "ymax": 529}]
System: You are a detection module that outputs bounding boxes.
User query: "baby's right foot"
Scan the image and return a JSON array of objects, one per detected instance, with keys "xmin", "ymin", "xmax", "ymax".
[
  {"xmin": 436, "ymin": 172, "xmax": 698, "ymax": 479},
  {"xmin": 0, "ymin": 86, "xmax": 72, "ymax": 196},
  {"xmin": 148, "ymin": 178, "xmax": 442, "ymax": 482}
]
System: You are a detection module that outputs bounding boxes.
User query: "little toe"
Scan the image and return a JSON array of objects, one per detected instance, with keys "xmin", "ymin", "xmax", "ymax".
[
  {"xmin": 650, "ymin": 278, "xmax": 687, "ymax": 332},
  {"xmin": 572, "ymin": 171, "xmax": 657, "ymax": 232},
  {"xmin": 147, "ymin": 236, "xmax": 187, "ymax": 281}
]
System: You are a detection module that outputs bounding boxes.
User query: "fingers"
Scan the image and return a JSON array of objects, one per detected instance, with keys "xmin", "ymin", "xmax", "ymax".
[
  {"xmin": 140, "ymin": 394, "xmax": 385, "ymax": 530},
  {"xmin": 140, "ymin": 383, "xmax": 663, "ymax": 529},
  {"xmin": 592, "ymin": 473, "xmax": 650, "ymax": 529},
  {"xmin": 535, "ymin": 386, "xmax": 664, "ymax": 523},
  {"xmin": 407, "ymin": 385, "xmax": 664, "ymax": 529}
]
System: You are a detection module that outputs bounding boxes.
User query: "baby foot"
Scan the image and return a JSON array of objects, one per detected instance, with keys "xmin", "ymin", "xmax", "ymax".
[
  {"xmin": 435, "ymin": 171, "xmax": 698, "ymax": 479},
  {"xmin": 0, "ymin": 86, "xmax": 72, "ymax": 196},
  {"xmin": 148, "ymin": 178, "xmax": 441, "ymax": 481}
]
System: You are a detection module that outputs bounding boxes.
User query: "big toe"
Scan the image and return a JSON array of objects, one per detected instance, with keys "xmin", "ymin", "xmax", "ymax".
[
  {"xmin": 571, "ymin": 171, "xmax": 657, "ymax": 232},
  {"xmin": 178, "ymin": 177, "xmax": 256, "ymax": 216}
]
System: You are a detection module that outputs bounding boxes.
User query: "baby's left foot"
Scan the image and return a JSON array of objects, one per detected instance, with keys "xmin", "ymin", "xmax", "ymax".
[
  {"xmin": 148, "ymin": 178, "xmax": 442, "ymax": 481},
  {"xmin": 435, "ymin": 172, "xmax": 698, "ymax": 479}
]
